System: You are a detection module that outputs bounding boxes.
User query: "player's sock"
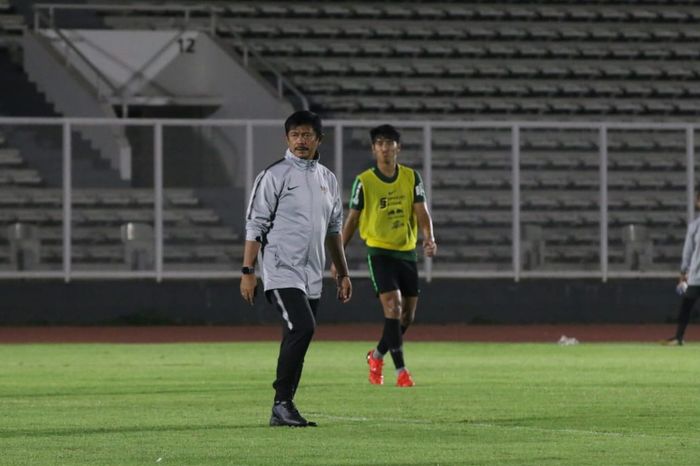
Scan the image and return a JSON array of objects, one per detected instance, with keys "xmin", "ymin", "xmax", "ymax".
[
  {"xmin": 390, "ymin": 347, "xmax": 405, "ymax": 371},
  {"xmin": 382, "ymin": 318, "xmax": 404, "ymax": 369},
  {"xmin": 376, "ymin": 317, "xmax": 398, "ymax": 357},
  {"xmin": 391, "ymin": 324, "xmax": 410, "ymax": 370},
  {"xmin": 378, "ymin": 322, "xmax": 409, "ymax": 357},
  {"xmin": 376, "ymin": 338, "xmax": 387, "ymax": 355}
]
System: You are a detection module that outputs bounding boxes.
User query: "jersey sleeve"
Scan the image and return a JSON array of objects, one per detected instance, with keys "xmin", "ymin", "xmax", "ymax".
[
  {"xmin": 413, "ymin": 170, "xmax": 426, "ymax": 203},
  {"xmin": 349, "ymin": 176, "xmax": 364, "ymax": 210},
  {"xmin": 244, "ymin": 170, "xmax": 280, "ymax": 242}
]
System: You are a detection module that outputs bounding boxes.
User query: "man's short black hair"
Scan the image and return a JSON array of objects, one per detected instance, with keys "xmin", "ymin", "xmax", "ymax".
[
  {"xmin": 285, "ymin": 110, "xmax": 323, "ymax": 139},
  {"xmin": 370, "ymin": 124, "xmax": 401, "ymax": 144}
]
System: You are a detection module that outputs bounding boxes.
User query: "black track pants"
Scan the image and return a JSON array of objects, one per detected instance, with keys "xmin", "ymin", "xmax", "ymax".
[{"xmin": 267, "ymin": 288, "xmax": 319, "ymax": 402}]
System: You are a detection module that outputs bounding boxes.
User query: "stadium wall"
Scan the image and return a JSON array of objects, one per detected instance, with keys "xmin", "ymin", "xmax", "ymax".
[{"xmin": 0, "ymin": 278, "xmax": 682, "ymax": 325}]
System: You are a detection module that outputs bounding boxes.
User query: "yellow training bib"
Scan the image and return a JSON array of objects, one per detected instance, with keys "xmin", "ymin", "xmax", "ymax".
[{"xmin": 356, "ymin": 165, "xmax": 418, "ymax": 252}]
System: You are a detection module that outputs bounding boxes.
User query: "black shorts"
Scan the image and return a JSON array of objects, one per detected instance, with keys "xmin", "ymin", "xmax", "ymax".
[{"xmin": 367, "ymin": 254, "xmax": 419, "ymax": 297}]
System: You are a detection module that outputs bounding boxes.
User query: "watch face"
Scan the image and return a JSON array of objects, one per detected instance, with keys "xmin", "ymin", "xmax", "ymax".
[{"xmin": 242, "ymin": 267, "xmax": 255, "ymax": 274}]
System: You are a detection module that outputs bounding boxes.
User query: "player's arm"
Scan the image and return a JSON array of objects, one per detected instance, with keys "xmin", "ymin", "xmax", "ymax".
[
  {"xmin": 680, "ymin": 222, "xmax": 695, "ymax": 284},
  {"xmin": 240, "ymin": 240, "xmax": 260, "ymax": 305},
  {"xmin": 326, "ymin": 233, "xmax": 352, "ymax": 303},
  {"xmin": 240, "ymin": 170, "xmax": 278, "ymax": 305},
  {"xmin": 343, "ymin": 177, "xmax": 364, "ymax": 249},
  {"xmin": 341, "ymin": 208, "xmax": 361, "ymax": 248},
  {"xmin": 330, "ymin": 209, "xmax": 360, "ymax": 279},
  {"xmin": 414, "ymin": 202, "xmax": 437, "ymax": 257},
  {"xmin": 411, "ymin": 170, "xmax": 436, "ymax": 257},
  {"xmin": 327, "ymin": 174, "xmax": 352, "ymax": 302},
  {"xmin": 332, "ymin": 176, "xmax": 363, "ymax": 277}
]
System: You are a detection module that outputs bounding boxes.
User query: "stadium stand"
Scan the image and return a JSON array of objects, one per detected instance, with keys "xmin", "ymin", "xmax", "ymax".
[
  {"xmin": 0, "ymin": 184, "xmax": 242, "ymax": 271},
  {"xmin": 0, "ymin": 6, "xmax": 242, "ymax": 271},
  {"xmin": 3, "ymin": 1, "xmax": 700, "ymax": 272}
]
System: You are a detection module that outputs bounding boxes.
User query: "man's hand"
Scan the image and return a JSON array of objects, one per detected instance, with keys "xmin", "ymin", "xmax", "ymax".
[
  {"xmin": 240, "ymin": 274, "xmax": 257, "ymax": 305},
  {"xmin": 336, "ymin": 275, "xmax": 352, "ymax": 303},
  {"xmin": 423, "ymin": 238, "xmax": 437, "ymax": 257}
]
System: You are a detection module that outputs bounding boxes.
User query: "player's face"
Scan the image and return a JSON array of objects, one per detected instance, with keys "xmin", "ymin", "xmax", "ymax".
[
  {"xmin": 286, "ymin": 124, "xmax": 320, "ymax": 160},
  {"xmin": 372, "ymin": 137, "xmax": 400, "ymax": 166}
]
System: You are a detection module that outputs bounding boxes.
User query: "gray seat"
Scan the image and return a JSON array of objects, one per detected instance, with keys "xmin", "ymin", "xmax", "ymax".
[
  {"xmin": 7, "ymin": 223, "xmax": 40, "ymax": 270},
  {"xmin": 0, "ymin": 148, "xmax": 21, "ymax": 166},
  {"xmin": 621, "ymin": 224, "xmax": 653, "ymax": 270},
  {"xmin": 121, "ymin": 222, "xmax": 153, "ymax": 270},
  {"xmin": 522, "ymin": 224, "xmax": 546, "ymax": 270}
]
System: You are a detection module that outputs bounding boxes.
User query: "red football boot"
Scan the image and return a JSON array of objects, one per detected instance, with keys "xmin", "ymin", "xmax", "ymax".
[
  {"xmin": 396, "ymin": 369, "xmax": 415, "ymax": 387},
  {"xmin": 366, "ymin": 349, "xmax": 384, "ymax": 385}
]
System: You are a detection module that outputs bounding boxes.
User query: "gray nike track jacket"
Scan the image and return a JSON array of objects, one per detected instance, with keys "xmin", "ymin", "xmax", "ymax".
[
  {"xmin": 681, "ymin": 215, "xmax": 700, "ymax": 285},
  {"xmin": 245, "ymin": 150, "xmax": 343, "ymax": 299}
]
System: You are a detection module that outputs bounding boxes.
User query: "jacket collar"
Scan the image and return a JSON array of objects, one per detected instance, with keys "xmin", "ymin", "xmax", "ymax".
[{"xmin": 285, "ymin": 149, "xmax": 319, "ymax": 170}]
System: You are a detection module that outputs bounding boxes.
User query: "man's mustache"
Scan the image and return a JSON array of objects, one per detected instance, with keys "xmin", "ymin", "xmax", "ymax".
[{"xmin": 295, "ymin": 146, "xmax": 309, "ymax": 151}]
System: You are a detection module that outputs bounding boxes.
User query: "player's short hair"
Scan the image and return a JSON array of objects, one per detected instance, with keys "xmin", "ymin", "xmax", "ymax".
[
  {"xmin": 370, "ymin": 124, "xmax": 401, "ymax": 144},
  {"xmin": 285, "ymin": 110, "xmax": 323, "ymax": 139}
]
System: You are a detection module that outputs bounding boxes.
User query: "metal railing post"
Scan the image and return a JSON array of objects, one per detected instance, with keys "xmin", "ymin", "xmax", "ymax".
[
  {"xmin": 687, "ymin": 126, "xmax": 695, "ymax": 223},
  {"xmin": 334, "ymin": 123, "xmax": 343, "ymax": 196},
  {"xmin": 599, "ymin": 126, "xmax": 608, "ymax": 282},
  {"xmin": 512, "ymin": 125, "xmax": 521, "ymax": 282},
  {"xmin": 154, "ymin": 123, "xmax": 163, "ymax": 281},
  {"xmin": 62, "ymin": 121, "xmax": 72, "ymax": 282},
  {"xmin": 423, "ymin": 124, "xmax": 433, "ymax": 282},
  {"xmin": 209, "ymin": 6, "xmax": 216, "ymax": 35},
  {"xmin": 245, "ymin": 122, "xmax": 254, "ymax": 210}
]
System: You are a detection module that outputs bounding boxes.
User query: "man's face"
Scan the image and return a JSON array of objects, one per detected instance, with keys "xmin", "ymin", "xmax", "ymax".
[
  {"xmin": 286, "ymin": 124, "xmax": 320, "ymax": 160},
  {"xmin": 372, "ymin": 137, "xmax": 400, "ymax": 165}
]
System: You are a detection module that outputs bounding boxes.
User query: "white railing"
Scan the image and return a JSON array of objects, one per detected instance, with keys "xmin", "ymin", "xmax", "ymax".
[{"xmin": 0, "ymin": 117, "xmax": 695, "ymax": 281}]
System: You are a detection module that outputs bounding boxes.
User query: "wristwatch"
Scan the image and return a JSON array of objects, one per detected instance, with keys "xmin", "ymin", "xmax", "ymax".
[{"xmin": 241, "ymin": 266, "xmax": 255, "ymax": 275}]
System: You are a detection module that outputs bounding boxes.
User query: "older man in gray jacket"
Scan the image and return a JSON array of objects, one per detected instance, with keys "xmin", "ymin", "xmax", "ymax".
[
  {"xmin": 240, "ymin": 110, "xmax": 352, "ymax": 427},
  {"xmin": 662, "ymin": 188, "xmax": 700, "ymax": 346}
]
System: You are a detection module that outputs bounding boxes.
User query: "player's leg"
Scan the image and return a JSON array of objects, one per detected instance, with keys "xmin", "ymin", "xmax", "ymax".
[
  {"xmin": 394, "ymin": 259, "xmax": 419, "ymax": 387},
  {"xmin": 377, "ymin": 289, "xmax": 415, "ymax": 387},
  {"xmin": 398, "ymin": 258, "xmax": 420, "ymax": 334},
  {"xmin": 400, "ymin": 297, "xmax": 417, "ymax": 332},
  {"xmin": 290, "ymin": 298, "xmax": 319, "ymax": 399},
  {"xmin": 377, "ymin": 289, "xmax": 402, "ymax": 346},
  {"xmin": 367, "ymin": 255, "xmax": 401, "ymax": 384},
  {"xmin": 378, "ymin": 289, "xmax": 404, "ymax": 367},
  {"xmin": 267, "ymin": 288, "xmax": 317, "ymax": 426},
  {"xmin": 366, "ymin": 290, "xmax": 403, "ymax": 385},
  {"xmin": 673, "ymin": 288, "xmax": 699, "ymax": 344}
]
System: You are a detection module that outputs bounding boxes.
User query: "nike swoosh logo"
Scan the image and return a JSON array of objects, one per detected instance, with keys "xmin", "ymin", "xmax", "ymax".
[{"xmin": 287, "ymin": 186, "xmax": 299, "ymax": 191}]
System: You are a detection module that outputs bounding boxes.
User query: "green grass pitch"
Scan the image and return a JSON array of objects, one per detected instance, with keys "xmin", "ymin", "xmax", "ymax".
[{"xmin": 1, "ymin": 341, "xmax": 699, "ymax": 465}]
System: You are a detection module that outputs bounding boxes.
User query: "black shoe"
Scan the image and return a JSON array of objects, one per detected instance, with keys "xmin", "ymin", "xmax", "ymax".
[{"xmin": 269, "ymin": 400, "xmax": 317, "ymax": 427}]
